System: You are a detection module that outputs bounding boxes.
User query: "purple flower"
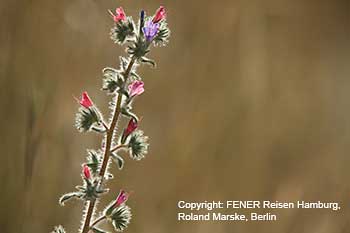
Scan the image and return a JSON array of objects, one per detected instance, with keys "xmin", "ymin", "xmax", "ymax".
[{"xmin": 142, "ymin": 20, "xmax": 159, "ymax": 41}]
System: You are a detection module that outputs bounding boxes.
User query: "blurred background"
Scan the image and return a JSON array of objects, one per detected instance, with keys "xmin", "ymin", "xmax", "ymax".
[{"xmin": 1, "ymin": 0, "xmax": 350, "ymax": 232}]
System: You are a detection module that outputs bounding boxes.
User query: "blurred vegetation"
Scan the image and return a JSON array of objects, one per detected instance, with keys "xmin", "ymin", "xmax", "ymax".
[{"xmin": 1, "ymin": 0, "xmax": 350, "ymax": 232}]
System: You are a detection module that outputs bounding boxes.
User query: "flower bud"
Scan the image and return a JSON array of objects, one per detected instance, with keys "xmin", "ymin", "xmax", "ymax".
[
  {"xmin": 139, "ymin": 10, "xmax": 145, "ymax": 34},
  {"xmin": 140, "ymin": 10, "xmax": 145, "ymax": 22},
  {"xmin": 82, "ymin": 164, "xmax": 91, "ymax": 180},
  {"xmin": 128, "ymin": 81, "xmax": 144, "ymax": 97},
  {"xmin": 115, "ymin": 190, "xmax": 129, "ymax": 206},
  {"xmin": 110, "ymin": 7, "xmax": 126, "ymax": 23},
  {"xmin": 78, "ymin": 92, "xmax": 93, "ymax": 108},
  {"xmin": 152, "ymin": 6, "xmax": 166, "ymax": 23},
  {"xmin": 123, "ymin": 118, "xmax": 138, "ymax": 138}
]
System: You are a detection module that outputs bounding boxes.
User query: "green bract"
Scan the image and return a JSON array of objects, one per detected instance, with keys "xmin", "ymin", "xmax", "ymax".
[
  {"xmin": 52, "ymin": 225, "xmax": 66, "ymax": 233},
  {"xmin": 153, "ymin": 21, "xmax": 170, "ymax": 46},
  {"xmin": 102, "ymin": 201, "xmax": 132, "ymax": 232},
  {"xmin": 110, "ymin": 205, "xmax": 132, "ymax": 232},
  {"xmin": 128, "ymin": 130, "xmax": 149, "ymax": 161},
  {"xmin": 110, "ymin": 17, "xmax": 135, "ymax": 44},
  {"xmin": 86, "ymin": 150, "xmax": 102, "ymax": 174},
  {"xmin": 102, "ymin": 67, "xmax": 124, "ymax": 94},
  {"xmin": 75, "ymin": 106, "xmax": 103, "ymax": 132}
]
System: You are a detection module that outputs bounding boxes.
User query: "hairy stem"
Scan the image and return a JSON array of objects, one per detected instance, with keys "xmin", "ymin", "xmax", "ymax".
[
  {"xmin": 102, "ymin": 121, "xmax": 109, "ymax": 131},
  {"xmin": 81, "ymin": 56, "xmax": 136, "ymax": 233},
  {"xmin": 111, "ymin": 144, "xmax": 127, "ymax": 153},
  {"xmin": 90, "ymin": 215, "xmax": 107, "ymax": 229},
  {"xmin": 82, "ymin": 200, "xmax": 95, "ymax": 233}
]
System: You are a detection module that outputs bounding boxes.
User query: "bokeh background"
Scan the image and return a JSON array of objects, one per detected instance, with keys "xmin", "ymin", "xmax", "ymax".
[{"xmin": 1, "ymin": 0, "xmax": 350, "ymax": 232}]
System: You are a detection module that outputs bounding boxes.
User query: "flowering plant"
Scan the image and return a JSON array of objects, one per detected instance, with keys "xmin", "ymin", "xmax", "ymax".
[{"xmin": 52, "ymin": 6, "xmax": 170, "ymax": 233}]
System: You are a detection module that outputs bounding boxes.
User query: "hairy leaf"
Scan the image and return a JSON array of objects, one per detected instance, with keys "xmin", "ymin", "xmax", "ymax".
[
  {"xmin": 92, "ymin": 227, "xmax": 109, "ymax": 233},
  {"xmin": 111, "ymin": 152, "xmax": 125, "ymax": 170},
  {"xmin": 141, "ymin": 57, "xmax": 156, "ymax": 68},
  {"xmin": 110, "ymin": 205, "xmax": 132, "ymax": 232},
  {"xmin": 110, "ymin": 17, "xmax": 135, "ymax": 44},
  {"xmin": 52, "ymin": 225, "xmax": 66, "ymax": 233}
]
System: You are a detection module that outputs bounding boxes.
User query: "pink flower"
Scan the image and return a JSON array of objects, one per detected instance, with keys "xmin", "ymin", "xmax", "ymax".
[
  {"xmin": 83, "ymin": 165, "xmax": 91, "ymax": 179},
  {"xmin": 128, "ymin": 81, "xmax": 144, "ymax": 97},
  {"xmin": 110, "ymin": 7, "xmax": 126, "ymax": 23},
  {"xmin": 124, "ymin": 118, "xmax": 138, "ymax": 137},
  {"xmin": 115, "ymin": 190, "xmax": 129, "ymax": 206},
  {"xmin": 78, "ymin": 92, "xmax": 93, "ymax": 108},
  {"xmin": 152, "ymin": 6, "xmax": 166, "ymax": 23}
]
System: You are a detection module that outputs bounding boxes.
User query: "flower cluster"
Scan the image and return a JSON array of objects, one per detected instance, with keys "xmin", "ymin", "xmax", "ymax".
[
  {"xmin": 110, "ymin": 6, "xmax": 170, "ymax": 64},
  {"xmin": 52, "ymin": 5, "xmax": 170, "ymax": 233}
]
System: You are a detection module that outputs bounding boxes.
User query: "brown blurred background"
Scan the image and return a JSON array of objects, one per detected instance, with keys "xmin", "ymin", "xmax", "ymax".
[{"xmin": 1, "ymin": 0, "xmax": 350, "ymax": 232}]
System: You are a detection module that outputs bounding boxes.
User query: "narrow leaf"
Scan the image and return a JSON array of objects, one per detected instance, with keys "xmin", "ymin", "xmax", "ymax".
[
  {"xmin": 91, "ymin": 125, "xmax": 107, "ymax": 133},
  {"xmin": 141, "ymin": 57, "xmax": 156, "ymax": 67},
  {"xmin": 121, "ymin": 106, "xmax": 139, "ymax": 122},
  {"xmin": 111, "ymin": 153, "xmax": 125, "ymax": 170},
  {"xmin": 92, "ymin": 227, "xmax": 109, "ymax": 233},
  {"xmin": 59, "ymin": 192, "xmax": 81, "ymax": 206}
]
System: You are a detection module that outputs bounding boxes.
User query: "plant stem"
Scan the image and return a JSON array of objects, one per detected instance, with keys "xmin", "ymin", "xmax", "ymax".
[
  {"xmin": 102, "ymin": 121, "xmax": 109, "ymax": 131},
  {"xmin": 90, "ymin": 215, "xmax": 107, "ymax": 229},
  {"xmin": 81, "ymin": 56, "xmax": 136, "ymax": 233},
  {"xmin": 82, "ymin": 200, "xmax": 95, "ymax": 233},
  {"xmin": 111, "ymin": 144, "xmax": 127, "ymax": 152}
]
